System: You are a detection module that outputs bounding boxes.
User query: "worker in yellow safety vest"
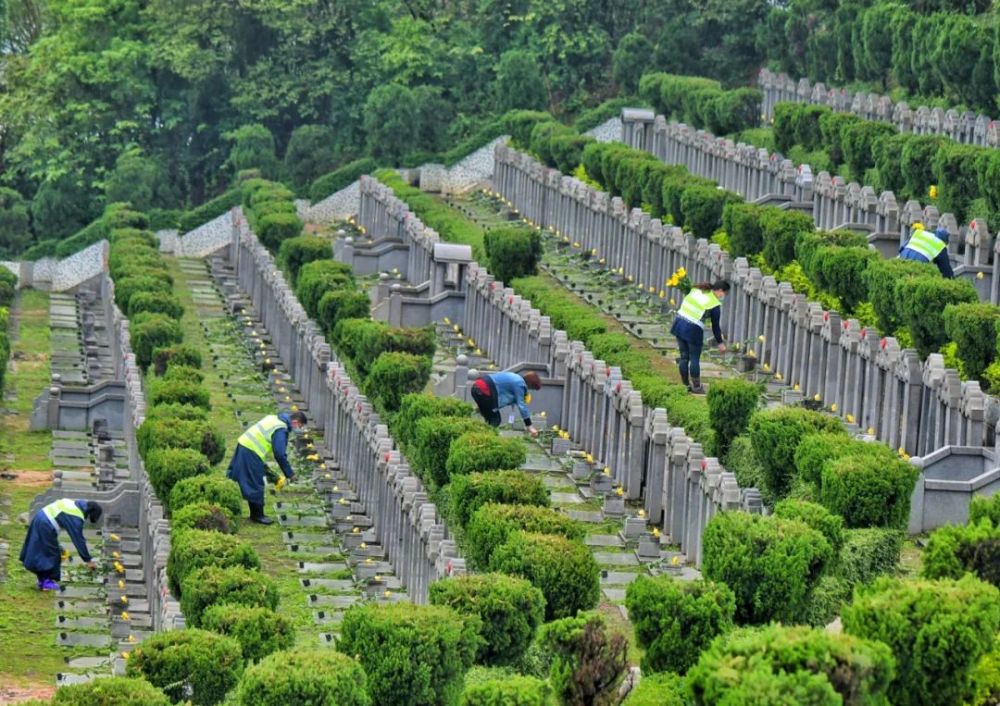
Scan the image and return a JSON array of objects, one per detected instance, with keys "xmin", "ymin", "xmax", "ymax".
[
  {"xmin": 670, "ymin": 281, "xmax": 731, "ymax": 394},
  {"xmin": 226, "ymin": 411, "xmax": 307, "ymax": 524},
  {"xmin": 20, "ymin": 498, "xmax": 102, "ymax": 590},
  {"xmin": 898, "ymin": 222, "xmax": 954, "ymax": 278}
]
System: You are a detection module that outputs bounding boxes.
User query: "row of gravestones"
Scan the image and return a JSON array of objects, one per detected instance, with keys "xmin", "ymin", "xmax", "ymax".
[
  {"xmin": 758, "ymin": 68, "xmax": 998, "ymax": 147},
  {"xmin": 622, "ymin": 111, "xmax": 999, "ymax": 303},
  {"xmin": 222, "ymin": 210, "xmax": 467, "ymax": 601}
]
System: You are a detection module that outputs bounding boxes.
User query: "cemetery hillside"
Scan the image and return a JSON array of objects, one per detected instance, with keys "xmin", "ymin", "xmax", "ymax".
[{"xmin": 4, "ymin": 0, "xmax": 1000, "ymax": 704}]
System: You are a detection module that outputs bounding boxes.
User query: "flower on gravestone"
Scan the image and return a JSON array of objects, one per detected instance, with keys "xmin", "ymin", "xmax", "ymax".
[
  {"xmin": 453, "ymin": 324, "xmax": 460, "ymax": 332},
  {"xmin": 793, "ymin": 383, "xmax": 800, "ymax": 391},
  {"xmin": 651, "ymin": 527, "xmax": 660, "ymax": 538},
  {"xmin": 929, "ymin": 185, "xmax": 938, "ymax": 199},
  {"xmin": 830, "ymin": 403, "xmax": 838, "ymax": 412},
  {"xmin": 443, "ymin": 317, "xmax": 451, "ymax": 325},
  {"xmin": 758, "ymin": 335, "xmax": 765, "ymax": 342},
  {"xmin": 573, "ymin": 241, "xmax": 581, "ymax": 248},
  {"xmin": 552, "ymin": 424, "xmax": 560, "ymax": 432},
  {"xmin": 539, "ymin": 410, "xmax": 546, "ymax": 417},
  {"xmin": 603, "ymin": 467, "xmax": 611, "ymax": 476},
  {"xmin": 615, "ymin": 487, "xmax": 624, "ymax": 497},
  {"xmin": 121, "ymin": 596, "xmax": 128, "ymax": 605},
  {"xmin": 670, "ymin": 555, "xmax": 681, "ymax": 566},
  {"xmin": 669, "ymin": 298, "xmax": 676, "ymax": 306},
  {"xmin": 638, "ymin": 509, "xmax": 645, "ymax": 518},
  {"xmin": 978, "ymin": 272, "xmax": 985, "ymax": 280},
  {"xmin": 762, "ymin": 363, "xmax": 770, "ymax": 371},
  {"xmin": 599, "ymin": 258, "xmax": 606, "ymax": 265},
  {"xmin": 118, "ymin": 579, "xmax": 126, "ymax": 589},
  {"xmin": 867, "ymin": 427, "xmax": 875, "ymax": 435},
  {"xmin": 846, "ymin": 414, "xmax": 856, "ymax": 424},
  {"xmin": 813, "ymin": 394, "xmax": 821, "ymax": 402},
  {"xmin": 110, "ymin": 533, "xmax": 120, "ymax": 542},
  {"xmin": 774, "ymin": 372, "xmax": 782, "ymax": 381},
  {"xmin": 121, "ymin": 611, "xmax": 129, "ymax": 621},
  {"xmin": 659, "ymin": 290, "xmax": 666, "ymax": 298}
]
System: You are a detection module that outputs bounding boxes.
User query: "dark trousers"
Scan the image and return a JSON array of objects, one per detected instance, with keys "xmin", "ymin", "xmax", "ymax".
[
  {"xmin": 676, "ymin": 337, "xmax": 704, "ymax": 378},
  {"xmin": 471, "ymin": 381, "xmax": 502, "ymax": 427},
  {"xmin": 35, "ymin": 566, "xmax": 60, "ymax": 582}
]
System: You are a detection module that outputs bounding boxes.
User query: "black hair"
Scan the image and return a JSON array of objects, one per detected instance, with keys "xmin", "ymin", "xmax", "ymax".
[
  {"xmin": 694, "ymin": 280, "xmax": 731, "ymax": 292},
  {"xmin": 289, "ymin": 411, "xmax": 308, "ymax": 426},
  {"xmin": 85, "ymin": 503, "xmax": 103, "ymax": 524}
]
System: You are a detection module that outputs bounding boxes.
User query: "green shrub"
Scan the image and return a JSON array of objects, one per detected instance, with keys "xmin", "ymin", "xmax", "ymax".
[
  {"xmin": 549, "ymin": 134, "xmax": 596, "ymax": 174},
  {"xmin": 837, "ymin": 528, "xmax": 904, "ymax": 587},
  {"xmin": 819, "ymin": 111, "xmax": 863, "ymax": 166},
  {"xmin": 338, "ymin": 602, "xmax": 479, "ymax": 706},
  {"xmin": 411, "ymin": 416, "xmax": 489, "ymax": 487},
  {"xmin": 721, "ymin": 202, "xmax": 764, "ymax": 257},
  {"xmin": 625, "ymin": 575, "xmax": 735, "ymax": 675},
  {"xmin": 706, "ymin": 378, "xmax": 761, "ymax": 458},
  {"xmin": 363, "ymin": 351, "xmax": 431, "ymax": 413},
  {"xmin": 127, "ymin": 291, "xmax": 183, "ymax": 320},
  {"xmin": 702, "ymin": 512, "xmax": 833, "ymax": 624},
  {"xmin": 529, "ymin": 120, "xmax": 574, "ymax": 168},
  {"xmin": 490, "ymin": 531, "xmax": 600, "ymax": 620},
  {"xmin": 167, "ymin": 529, "xmax": 260, "ymax": 597},
  {"xmin": 722, "ymin": 434, "xmax": 764, "ymax": 491},
  {"xmin": 161, "ymin": 364, "xmax": 204, "ymax": 385},
  {"xmin": 149, "ymin": 378, "xmax": 210, "ymax": 410},
  {"xmin": 970, "ymin": 494, "xmax": 1000, "ymax": 526},
  {"xmin": 862, "ymin": 258, "xmax": 933, "ymax": 335},
  {"xmin": 843, "ymin": 576, "xmax": 1000, "ymax": 706},
  {"xmin": 233, "ymin": 649, "xmax": 370, "ymax": 706},
  {"xmin": 759, "ymin": 208, "xmax": 816, "ymax": 269},
  {"xmin": 943, "ymin": 303, "xmax": 1000, "ymax": 381},
  {"xmin": 537, "ymin": 612, "xmax": 628, "ymax": 706},
  {"xmin": 933, "ymin": 142, "xmax": 984, "ymax": 222},
  {"xmin": 465, "ymin": 503, "xmax": 583, "ymax": 569},
  {"xmin": 130, "ymin": 313, "xmax": 183, "ymax": 369},
  {"xmin": 503, "ymin": 110, "xmax": 556, "ymax": 150},
  {"xmin": 277, "ymin": 235, "xmax": 332, "ymax": 285},
  {"xmin": 152, "ymin": 344, "xmax": 203, "ymax": 376},
  {"xmin": 796, "ymin": 230, "xmax": 877, "ymax": 312},
  {"xmin": 460, "ymin": 674, "xmax": 551, "ymax": 706},
  {"xmin": 171, "ymin": 502, "xmax": 235, "ymax": 534},
  {"xmin": 444, "ymin": 432, "xmax": 527, "ymax": 480},
  {"xmin": 921, "ymin": 520, "xmax": 1000, "ymax": 587},
  {"xmin": 144, "ymin": 447, "xmax": 211, "ymax": 505},
  {"xmin": 346, "ymin": 323, "xmax": 436, "ymax": 378},
  {"xmin": 179, "ymin": 188, "xmax": 241, "ymax": 233},
  {"xmin": 623, "ymin": 672, "xmax": 688, "ymax": 706},
  {"xmin": 484, "ymin": 226, "xmax": 541, "ymax": 284},
  {"xmin": 180, "ymin": 565, "xmax": 278, "ymax": 628},
  {"xmin": 748, "ymin": 407, "xmax": 843, "ymax": 501},
  {"xmin": 144, "ymin": 403, "xmax": 207, "ymax": 422},
  {"xmin": 137, "ymin": 417, "xmax": 225, "ymax": 465},
  {"xmin": 201, "ymin": 605, "xmax": 295, "ymax": 664},
  {"xmin": 449, "ymin": 470, "xmax": 549, "ymax": 528},
  {"xmin": 50, "ymin": 676, "xmax": 172, "ymax": 705},
  {"xmin": 688, "ymin": 623, "xmax": 895, "ymax": 705},
  {"xmin": 819, "ymin": 448, "xmax": 918, "ymax": 529},
  {"xmin": 903, "ymin": 276, "xmax": 978, "ymax": 358},
  {"xmin": 309, "ymin": 157, "xmax": 379, "ymax": 203},
  {"xmin": 680, "ymin": 186, "xmax": 739, "ymax": 240},
  {"xmin": 169, "ymin": 476, "xmax": 243, "ymax": 517},
  {"xmin": 393, "ymin": 394, "xmax": 473, "ymax": 450},
  {"xmin": 842, "ymin": 120, "xmax": 896, "ymax": 179},
  {"xmin": 115, "ymin": 275, "xmax": 172, "ymax": 314},
  {"xmin": 793, "ymin": 431, "xmax": 850, "ymax": 486},
  {"xmin": 662, "ymin": 174, "xmax": 716, "ymax": 227},
  {"xmin": 317, "ymin": 289, "xmax": 370, "ymax": 335},
  {"xmin": 430, "ymin": 573, "xmax": 545, "ymax": 666},
  {"xmin": 125, "ymin": 628, "xmax": 243, "ymax": 705},
  {"xmin": 256, "ymin": 211, "xmax": 303, "ymax": 251},
  {"xmin": 295, "ymin": 259, "xmax": 354, "ymax": 318},
  {"xmin": 802, "ymin": 575, "xmax": 854, "ymax": 628},
  {"xmin": 774, "ymin": 499, "xmax": 845, "ymax": 552}
]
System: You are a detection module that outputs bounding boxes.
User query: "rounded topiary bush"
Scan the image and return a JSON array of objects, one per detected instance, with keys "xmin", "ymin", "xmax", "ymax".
[
  {"xmin": 843, "ymin": 576, "xmax": 1000, "ymax": 706},
  {"xmin": 152, "ymin": 344, "xmax": 203, "ymax": 376},
  {"xmin": 460, "ymin": 674, "xmax": 551, "ymax": 706},
  {"xmin": 160, "ymin": 365, "xmax": 205, "ymax": 386},
  {"xmin": 256, "ymin": 211, "xmax": 303, "ymax": 250},
  {"xmin": 625, "ymin": 575, "xmax": 735, "ymax": 675},
  {"xmin": 483, "ymin": 226, "xmax": 542, "ymax": 284},
  {"xmin": 411, "ymin": 415, "xmax": 490, "ymax": 487},
  {"xmin": 144, "ymin": 402, "xmax": 207, "ymax": 422},
  {"xmin": 393, "ymin": 394, "xmax": 474, "ymax": 450},
  {"xmin": 971, "ymin": 494, "xmax": 1000, "ymax": 526},
  {"xmin": 774, "ymin": 499, "xmax": 845, "ymax": 553},
  {"xmin": 748, "ymin": 407, "xmax": 844, "ymax": 501},
  {"xmin": 50, "ymin": 677, "xmax": 171, "ymax": 706},
  {"xmin": 706, "ymin": 378, "xmax": 761, "ymax": 458},
  {"xmin": 449, "ymin": 470, "xmax": 549, "ymax": 528},
  {"xmin": 338, "ymin": 602, "xmax": 479, "ymax": 706},
  {"xmin": 277, "ymin": 235, "xmax": 333, "ymax": 286},
  {"xmin": 429, "ymin": 573, "xmax": 545, "ymax": 666},
  {"xmin": 819, "ymin": 447, "xmax": 918, "ymax": 529},
  {"xmin": 125, "ymin": 628, "xmax": 243, "ymax": 705},
  {"xmin": 170, "ymin": 502, "xmax": 235, "ymax": 533},
  {"xmin": 295, "ymin": 259, "xmax": 354, "ymax": 317},
  {"xmin": 687, "ymin": 624, "xmax": 895, "ymax": 706},
  {"xmin": 167, "ymin": 529, "xmax": 260, "ymax": 597},
  {"xmin": 363, "ymin": 351, "xmax": 431, "ymax": 413},
  {"xmin": 149, "ymin": 378, "xmax": 211, "ymax": 409},
  {"xmin": 794, "ymin": 431, "xmax": 849, "ymax": 486},
  {"xmin": 138, "ymin": 417, "xmax": 225, "ymax": 465},
  {"xmin": 233, "ymin": 649, "xmax": 370, "ymax": 706},
  {"xmin": 201, "ymin": 605, "xmax": 295, "ymax": 664},
  {"xmin": 465, "ymin": 503, "xmax": 584, "ymax": 569},
  {"xmin": 180, "ymin": 565, "xmax": 278, "ymax": 628},
  {"xmin": 490, "ymin": 531, "xmax": 600, "ymax": 620},
  {"xmin": 702, "ymin": 511, "xmax": 833, "ymax": 625},
  {"xmin": 837, "ymin": 528, "xmax": 905, "ymax": 587},
  {"xmin": 115, "ymin": 276, "xmax": 172, "ymax": 315},
  {"xmin": 144, "ymin": 447, "xmax": 211, "ymax": 505},
  {"xmin": 317, "ymin": 289, "xmax": 370, "ymax": 336},
  {"xmin": 127, "ymin": 291, "xmax": 184, "ymax": 320},
  {"xmin": 130, "ymin": 312, "xmax": 183, "ymax": 370},
  {"xmin": 444, "ymin": 432, "xmax": 528, "ymax": 480},
  {"xmin": 169, "ymin": 475, "xmax": 243, "ymax": 517},
  {"xmin": 921, "ymin": 520, "xmax": 1000, "ymax": 587}
]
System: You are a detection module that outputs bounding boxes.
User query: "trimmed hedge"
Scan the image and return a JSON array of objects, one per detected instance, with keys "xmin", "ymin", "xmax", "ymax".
[
  {"xmin": 537, "ymin": 612, "xmax": 628, "ymax": 706},
  {"xmin": 149, "ymin": 378, "xmax": 210, "ymax": 409},
  {"xmin": 449, "ymin": 470, "xmax": 549, "ymax": 528},
  {"xmin": 429, "ymin": 573, "xmax": 545, "ymax": 666},
  {"xmin": 774, "ymin": 499, "xmax": 845, "ymax": 553},
  {"xmin": 971, "ymin": 494, "xmax": 1000, "ymax": 526},
  {"xmin": 444, "ymin": 432, "xmax": 527, "ymax": 480},
  {"xmin": 131, "ymin": 313, "xmax": 183, "ymax": 370},
  {"xmin": 309, "ymin": 157, "xmax": 379, "ymax": 203},
  {"xmin": 748, "ymin": 408, "xmax": 844, "ymax": 502},
  {"xmin": 921, "ymin": 520, "xmax": 1000, "ymax": 587},
  {"xmin": 844, "ymin": 576, "xmax": 1000, "ymax": 706},
  {"xmin": 167, "ymin": 529, "xmax": 260, "ymax": 597},
  {"xmin": 144, "ymin": 447, "xmax": 211, "ymax": 505},
  {"xmin": 393, "ymin": 393, "xmax": 474, "ymax": 451},
  {"xmin": 168, "ymin": 476, "xmax": 243, "ymax": 517},
  {"xmin": 201, "ymin": 605, "xmax": 295, "ymax": 664},
  {"xmin": 702, "ymin": 511, "xmax": 833, "ymax": 625},
  {"xmin": 127, "ymin": 291, "xmax": 184, "ymax": 320},
  {"xmin": 484, "ymin": 226, "xmax": 542, "ymax": 284},
  {"xmin": 171, "ymin": 502, "xmax": 235, "ymax": 534},
  {"xmin": 489, "ymin": 531, "xmax": 600, "ymax": 620},
  {"xmin": 125, "ymin": 628, "xmax": 243, "ymax": 705},
  {"xmin": 819, "ymin": 448, "xmax": 918, "ymax": 530},
  {"xmin": 460, "ymin": 674, "xmax": 551, "ymax": 706},
  {"xmin": 706, "ymin": 378, "xmax": 761, "ymax": 458},
  {"xmin": 411, "ymin": 416, "xmax": 490, "ymax": 488},
  {"xmin": 464, "ymin": 503, "xmax": 584, "ymax": 570},
  {"xmin": 687, "ymin": 624, "xmax": 895, "ymax": 705},
  {"xmin": 234, "ymin": 649, "xmax": 371, "ymax": 706},
  {"xmin": 137, "ymin": 417, "xmax": 225, "ymax": 466},
  {"xmin": 625, "ymin": 575, "xmax": 736, "ymax": 675},
  {"xmin": 277, "ymin": 235, "xmax": 332, "ymax": 286},
  {"xmin": 622, "ymin": 672, "xmax": 688, "ymax": 706},
  {"xmin": 180, "ymin": 565, "xmax": 279, "ymax": 629},
  {"xmin": 943, "ymin": 302, "xmax": 1000, "ymax": 382},
  {"xmin": 152, "ymin": 344, "xmax": 202, "ymax": 376},
  {"xmin": 50, "ymin": 677, "xmax": 171, "ymax": 705},
  {"xmin": 904, "ymin": 276, "xmax": 979, "ymax": 358},
  {"xmin": 793, "ymin": 431, "xmax": 850, "ymax": 487},
  {"xmin": 837, "ymin": 528, "xmax": 904, "ymax": 587},
  {"xmin": 363, "ymin": 351, "xmax": 431, "ymax": 413},
  {"xmin": 295, "ymin": 259, "xmax": 354, "ymax": 319},
  {"xmin": 338, "ymin": 602, "xmax": 479, "ymax": 706}
]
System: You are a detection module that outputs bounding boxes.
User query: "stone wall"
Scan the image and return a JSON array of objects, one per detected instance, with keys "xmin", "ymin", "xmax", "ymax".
[
  {"xmin": 170, "ymin": 210, "xmax": 234, "ymax": 257},
  {"xmin": 227, "ymin": 214, "xmax": 466, "ymax": 599},
  {"xmin": 4, "ymin": 241, "xmax": 109, "ymax": 292}
]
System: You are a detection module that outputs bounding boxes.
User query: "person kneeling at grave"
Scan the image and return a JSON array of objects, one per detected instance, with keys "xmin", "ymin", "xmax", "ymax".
[
  {"xmin": 470, "ymin": 370, "xmax": 542, "ymax": 438},
  {"xmin": 20, "ymin": 498, "xmax": 102, "ymax": 591},
  {"xmin": 227, "ymin": 411, "xmax": 307, "ymax": 525}
]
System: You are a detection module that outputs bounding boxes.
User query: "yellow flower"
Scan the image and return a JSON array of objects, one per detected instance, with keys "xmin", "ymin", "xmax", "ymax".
[
  {"xmin": 793, "ymin": 383, "xmax": 800, "ymax": 391},
  {"xmin": 638, "ymin": 509, "xmax": 646, "ymax": 518},
  {"xmin": 360, "ymin": 542, "xmax": 367, "ymax": 549},
  {"xmin": 603, "ymin": 466, "xmax": 611, "ymax": 476},
  {"xmin": 762, "ymin": 363, "xmax": 770, "ymax": 372},
  {"xmin": 669, "ymin": 298, "xmax": 676, "ymax": 306},
  {"xmin": 813, "ymin": 393, "xmax": 821, "ymax": 402},
  {"xmin": 110, "ymin": 533, "xmax": 120, "ymax": 542},
  {"xmin": 627, "ymin": 275, "xmax": 634, "ymax": 282},
  {"xmin": 652, "ymin": 527, "xmax": 661, "ymax": 538},
  {"xmin": 659, "ymin": 290, "xmax": 666, "ymax": 298},
  {"xmin": 453, "ymin": 324, "xmax": 460, "ymax": 332},
  {"xmin": 121, "ymin": 611, "xmax": 129, "ymax": 621},
  {"xmin": 757, "ymin": 335, "xmax": 765, "ymax": 342},
  {"xmin": 573, "ymin": 241, "xmax": 581, "ymax": 248},
  {"xmin": 666, "ymin": 277, "xmax": 678, "ymax": 287},
  {"xmin": 867, "ymin": 427, "xmax": 875, "ymax": 435},
  {"xmin": 677, "ymin": 267, "xmax": 686, "ymax": 277},
  {"xmin": 830, "ymin": 403, "xmax": 838, "ymax": 412},
  {"xmin": 591, "ymin": 248, "xmax": 598, "ymax": 256},
  {"xmin": 443, "ymin": 317, "xmax": 451, "ymax": 325},
  {"xmin": 615, "ymin": 486, "xmax": 624, "ymax": 496},
  {"xmin": 978, "ymin": 272, "xmax": 985, "ymax": 280},
  {"xmin": 552, "ymin": 424, "xmax": 560, "ymax": 432},
  {"xmin": 774, "ymin": 372, "xmax": 782, "ymax": 381},
  {"xmin": 670, "ymin": 555, "xmax": 681, "ymax": 566},
  {"xmin": 929, "ymin": 185, "xmax": 938, "ymax": 199},
  {"xmin": 120, "ymin": 596, "xmax": 128, "ymax": 605},
  {"xmin": 524, "ymin": 393, "xmax": 532, "ymax": 404},
  {"xmin": 846, "ymin": 414, "xmax": 856, "ymax": 423},
  {"xmin": 599, "ymin": 258, "xmax": 606, "ymax": 265}
]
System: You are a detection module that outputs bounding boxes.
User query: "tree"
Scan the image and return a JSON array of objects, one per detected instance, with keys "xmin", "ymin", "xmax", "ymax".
[
  {"xmin": 412, "ymin": 85, "xmax": 453, "ymax": 156},
  {"xmin": 104, "ymin": 148, "xmax": 178, "ymax": 212},
  {"xmin": 282, "ymin": 125, "xmax": 337, "ymax": 196},
  {"xmin": 363, "ymin": 84, "xmax": 418, "ymax": 164},
  {"xmin": 0, "ymin": 187, "xmax": 31, "ymax": 257},
  {"xmin": 612, "ymin": 31, "xmax": 653, "ymax": 95},
  {"xmin": 226, "ymin": 124, "xmax": 279, "ymax": 178},
  {"xmin": 30, "ymin": 175, "xmax": 99, "ymax": 241},
  {"xmin": 494, "ymin": 50, "xmax": 547, "ymax": 113}
]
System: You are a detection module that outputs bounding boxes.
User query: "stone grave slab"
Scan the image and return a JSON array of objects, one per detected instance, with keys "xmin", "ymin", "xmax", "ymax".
[
  {"xmin": 66, "ymin": 656, "xmax": 112, "ymax": 670},
  {"xmin": 58, "ymin": 633, "xmax": 112, "ymax": 648},
  {"xmin": 585, "ymin": 534, "xmax": 625, "ymax": 548},
  {"xmin": 602, "ymin": 588, "xmax": 627, "ymax": 602},
  {"xmin": 308, "ymin": 594, "xmax": 358, "ymax": 608},
  {"xmin": 567, "ymin": 510, "xmax": 604, "ymax": 523},
  {"xmin": 600, "ymin": 571, "xmax": 641, "ymax": 586},
  {"xmin": 550, "ymin": 492, "xmax": 584, "ymax": 505},
  {"xmin": 592, "ymin": 551, "xmax": 640, "ymax": 567},
  {"xmin": 57, "ymin": 616, "xmax": 105, "ymax": 629},
  {"xmin": 300, "ymin": 578, "xmax": 354, "ymax": 591},
  {"xmin": 299, "ymin": 562, "xmax": 344, "ymax": 574}
]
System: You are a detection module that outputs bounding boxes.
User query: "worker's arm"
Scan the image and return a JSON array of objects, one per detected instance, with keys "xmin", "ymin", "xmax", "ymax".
[
  {"xmin": 271, "ymin": 428, "xmax": 296, "ymax": 480},
  {"xmin": 934, "ymin": 249, "xmax": 955, "ymax": 278},
  {"xmin": 708, "ymin": 306, "xmax": 724, "ymax": 343},
  {"xmin": 59, "ymin": 516, "xmax": 92, "ymax": 563},
  {"xmin": 514, "ymin": 385, "xmax": 533, "ymax": 426}
]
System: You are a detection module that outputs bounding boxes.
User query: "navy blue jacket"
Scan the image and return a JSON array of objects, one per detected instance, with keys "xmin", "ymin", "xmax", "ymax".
[
  {"xmin": 670, "ymin": 305, "xmax": 723, "ymax": 346},
  {"xmin": 226, "ymin": 413, "xmax": 295, "ymax": 504},
  {"xmin": 900, "ymin": 229, "xmax": 955, "ymax": 278},
  {"xmin": 19, "ymin": 499, "xmax": 92, "ymax": 574}
]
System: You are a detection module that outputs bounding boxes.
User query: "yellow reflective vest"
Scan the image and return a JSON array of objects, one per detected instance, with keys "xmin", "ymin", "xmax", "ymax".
[
  {"xmin": 42, "ymin": 499, "xmax": 84, "ymax": 529},
  {"xmin": 677, "ymin": 288, "xmax": 721, "ymax": 328},
  {"xmin": 237, "ymin": 415, "xmax": 287, "ymax": 462}
]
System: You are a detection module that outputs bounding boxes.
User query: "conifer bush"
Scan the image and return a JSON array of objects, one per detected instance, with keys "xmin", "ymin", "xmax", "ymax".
[
  {"xmin": 180, "ymin": 566, "xmax": 279, "ymax": 628},
  {"xmin": 460, "ymin": 675, "xmax": 551, "ymax": 706},
  {"xmin": 130, "ymin": 313, "xmax": 183, "ymax": 369},
  {"xmin": 444, "ymin": 432, "xmax": 527, "ymax": 480},
  {"xmin": 393, "ymin": 394, "xmax": 474, "ymax": 450},
  {"xmin": 295, "ymin": 259, "xmax": 354, "ymax": 318},
  {"xmin": 137, "ymin": 417, "xmax": 225, "ymax": 465},
  {"xmin": 774, "ymin": 499, "xmax": 845, "ymax": 553},
  {"xmin": 748, "ymin": 407, "xmax": 844, "ymax": 501},
  {"xmin": 537, "ymin": 612, "xmax": 628, "ymax": 706},
  {"xmin": 277, "ymin": 235, "xmax": 333, "ymax": 285},
  {"xmin": 168, "ymin": 476, "xmax": 243, "ymax": 517},
  {"xmin": 942, "ymin": 302, "xmax": 1000, "ymax": 382},
  {"xmin": 127, "ymin": 291, "xmax": 184, "ymax": 320},
  {"xmin": 125, "ymin": 628, "xmax": 243, "ymax": 705},
  {"xmin": 167, "ymin": 529, "xmax": 260, "ymax": 596},
  {"xmin": 411, "ymin": 416, "xmax": 489, "ymax": 487},
  {"xmin": 464, "ymin": 503, "xmax": 584, "ymax": 569},
  {"xmin": 201, "ymin": 605, "xmax": 295, "ymax": 664},
  {"xmin": 363, "ymin": 351, "xmax": 431, "ymax": 413},
  {"xmin": 317, "ymin": 289, "xmax": 370, "ymax": 335},
  {"xmin": 170, "ymin": 502, "xmax": 235, "ymax": 533},
  {"xmin": 152, "ymin": 344, "xmax": 203, "ymax": 376},
  {"xmin": 50, "ymin": 677, "xmax": 172, "ymax": 706},
  {"xmin": 233, "ymin": 650, "xmax": 371, "ymax": 706},
  {"xmin": 144, "ymin": 447, "xmax": 212, "ymax": 505},
  {"xmin": 921, "ymin": 520, "xmax": 1000, "ymax": 587},
  {"xmin": 149, "ymin": 378, "xmax": 210, "ymax": 410},
  {"xmin": 819, "ymin": 448, "xmax": 918, "ymax": 529},
  {"xmin": 706, "ymin": 378, "xmax": 761, "ymax": 458},
  {"xmin": 483, "ymin": 226, "xmax": 542, "ymax": 284},
  {"xmin": 449, "ymin": 470, "xmax": 549, "ymax": 528}
]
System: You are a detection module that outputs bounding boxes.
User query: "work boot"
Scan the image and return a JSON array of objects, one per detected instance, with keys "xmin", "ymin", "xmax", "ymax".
[
  {"xmin": 679, "ymin": 370, "xmax": 690, "ymax": 390},
  {"xmin": 248, "ymin": 502, "xmax": 274, "ymax": 525},
  {"xmin": 689, "ymin": 377, "xmax": 705, "ymax": 395}
]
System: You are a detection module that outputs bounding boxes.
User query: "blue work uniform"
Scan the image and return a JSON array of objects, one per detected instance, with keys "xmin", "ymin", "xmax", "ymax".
[
  {"xmin": 226, "ymin": 413, "xmax": 295, "ymax": 505},
  {"xmin": 899, "ymin": 227, "xmax": 954, "ymax": 278},
  {"xmin": 670, "ymin": 290, "xmax": 723, "ymax": 378},
  {"xmin": 472, "ymin": 372, "xmax": 533, "ymax": 427},
  {"xmin": 19, "ymin": 499, "xmax": 93, "ymax": 581}
]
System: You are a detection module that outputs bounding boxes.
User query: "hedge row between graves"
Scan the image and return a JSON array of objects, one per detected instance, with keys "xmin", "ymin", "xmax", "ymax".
[
  {"xmin": 0, "ymin": 267, "xmax": 15, "ymax": 393},
  {"xmin": 637, "ymin": 73, "xmax": 763, "ymax": 137},
  {"xmin": 240, "ymin": 177, "xmax": 303, "ymax": 252}
]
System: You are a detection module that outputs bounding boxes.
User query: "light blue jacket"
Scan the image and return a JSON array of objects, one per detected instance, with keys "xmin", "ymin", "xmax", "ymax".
[{"xmin": 488, "ymin": 372, "xmax": 532, "ymax": 422}]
